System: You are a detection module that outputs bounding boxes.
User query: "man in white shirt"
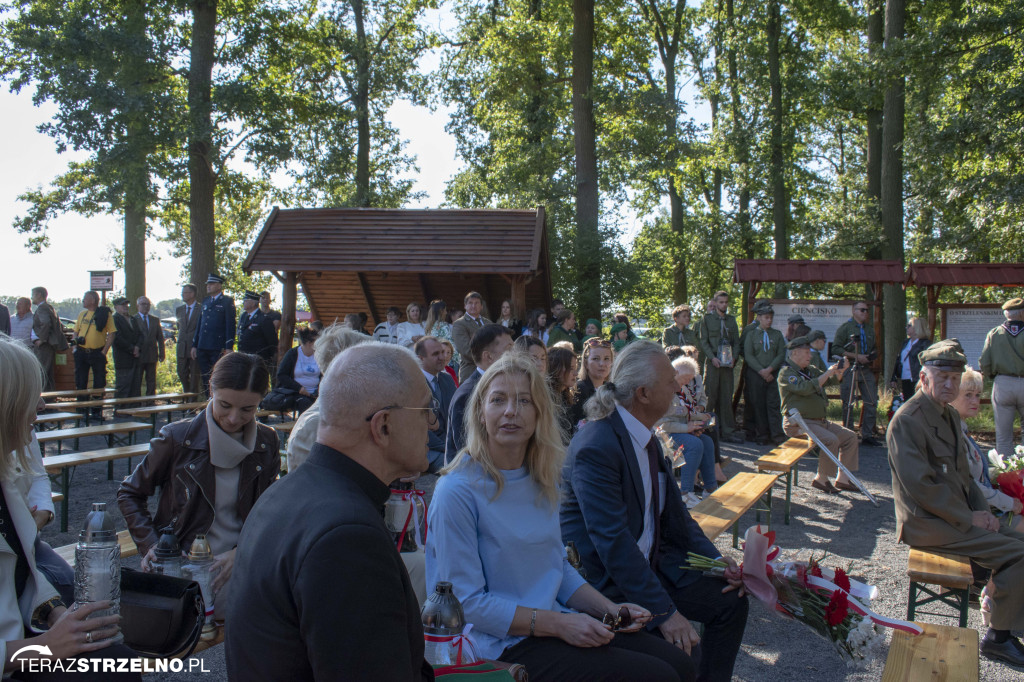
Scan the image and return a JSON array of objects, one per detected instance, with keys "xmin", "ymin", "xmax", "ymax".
[{"xmin": 9, "ymin": 297, "xmax": 33, "ymax": 347}]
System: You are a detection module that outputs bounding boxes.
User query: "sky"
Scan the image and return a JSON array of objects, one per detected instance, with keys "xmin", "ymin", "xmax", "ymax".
[{"xmin": 0, "ymin": 90, "xmax": 461, "ymax": 304}]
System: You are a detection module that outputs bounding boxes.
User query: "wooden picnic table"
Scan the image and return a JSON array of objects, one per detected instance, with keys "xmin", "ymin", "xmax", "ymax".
[
  {"xmin": 34, "ymin": 411, "xmax": 85, "ymax": 430},
  {"xmin": 690, "ymin": 472, "xmax": 778, "ymax": 547},
  {"xmin": 41, "ymin": 387, "xmax": 113, "ymax": 400},
  {"xmin": 37, "ymin": 421, "xmax": 152, "ymax": 456},
  {"xmin": 116, "ymin": 402, "xmax": 284, "ymax": 429},
  {"xmin": 43, "ymin": 392, "xmax": 199, "ymax": 423}
]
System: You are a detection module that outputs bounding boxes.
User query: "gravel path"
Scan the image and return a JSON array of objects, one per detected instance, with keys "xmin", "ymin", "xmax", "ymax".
[{"xmin": 39, "ymin": 419, "xmax": 1023, "ymax": 680}]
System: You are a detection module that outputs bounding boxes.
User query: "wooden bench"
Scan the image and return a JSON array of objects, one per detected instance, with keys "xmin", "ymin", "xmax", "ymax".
[
  {"xmin": 55, "ymin": 529, "xmax": 138, "ymax": 566},
  {"xmin": 42, "ymin": 388, "xmax": 113, "ymax": 400},
  {"xmin": 44, "ymin": 444, "xmax": 151, "ymax": 531},
  {"xmin": 882, "ymin": 622, "xmax": 978, "ymax": 681},
  {"xmin": 44, "ymin": 393, "xmax": 198, "ymax": 424},
  {"xmin": 906, "ymin": 547, "xmax": 973, "ymax": 627},
  {"xmin": 34, "ymin": 412, "xmax": 85, "ymax": 430},
  {"xmin": 37, "ymin": 421, "xmax": 152, "ymax": 456},
  {"xmin": 756, "ymin": 436, "xmax": 817, "ymax": 524},
  {"xmin": 690, "ymin": 472, "xmax": 778, "ymax": 548},
  {"xmin": 118, "ymin": 402, "xmax": 283, "ymax": 430}
]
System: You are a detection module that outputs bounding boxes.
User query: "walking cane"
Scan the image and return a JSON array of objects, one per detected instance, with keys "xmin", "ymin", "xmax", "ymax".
[{"xmin": 788, "ymin": 408, "xmax": 879, "ymax": 507}]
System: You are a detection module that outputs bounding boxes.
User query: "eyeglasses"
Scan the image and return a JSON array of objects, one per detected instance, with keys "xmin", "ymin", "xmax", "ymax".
[
  {"xmin": 586, "ymin": 338, "xmax": 612, "ymax": 349},
  {"xmin": 854, "ymin": 308, "xmax": 869, "ymax": 313},
  {"xmin": 365, "ymin": 397, "xmax": 441, "ymax": 429}
]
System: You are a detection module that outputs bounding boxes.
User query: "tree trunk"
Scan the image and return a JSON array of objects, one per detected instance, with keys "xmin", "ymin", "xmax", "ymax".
[
  {"xmin": 572, "ymin": 0, "xmax": 601, "ymax": 322},
  {"xmin": 188, "ymin": 0, "xmax": 217, "ymax": 289},
  {"xmin": 865, "ymin": 0, "xmax": 884, "ymax": 212},
  {"xmin": 124, "ymin": 202, "xmax": 147, "ymax": 305},
  {"xmin": 880, "ymin": 0, "xmax": 906, "ymax": 384},
  {"xmin": 663, "ymin": 36, "xmax": 687, "ymax": 305},
  {"xmin": 353, "ymin": 0, "xmax": 371, "ymax": 207},
  {"xmin": 727, "ymin": 0, "xmax": 753, "ymax": 264},
  {"xmin": 767, "ymin": 0, "xmax": 789, "ymax": 295},
  {"xmin": 122, "ymin": 2, "xmax": 149, "ymax": 305}
]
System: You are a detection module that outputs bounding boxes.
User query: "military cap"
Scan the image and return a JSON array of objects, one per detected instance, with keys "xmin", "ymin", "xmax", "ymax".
[
  {"xmin": 787, "ymin": 314, "xmax": 805, "ymax": 326},
  {"xmin": 1002, "ymin": 298, "xmax": 1024, "ymax": 311},
  {"xmin": 752, "ymin": 300, "xmax": 774, "ymax": 315},
  {"xmin": 243, "ymin": 290, "xmax": 260, "ymax": 302},
  {"xmin": 807, "ymin": 329, "xmax": 826, "ymax": 343},
  {"xmin": 112, "ymin": 297, "xmax": 129, "ymax": 306},
  {"xmin": 206, "ymin": 273, "xmax": 225, "ymax": 284},
  {"xmin": 786, "ymin": 335, "xmax": 811, "ymax": 350},
  {"xmin": 585, "ymin": 318, "xmax": 601, "ymax": 329},
  {"xmin": 918, "ymin": 340, "xmax": 967, "ymax": 370},
  {"xmin": 610, "ymin": 322, "xmax": 628, "ymax": 335}
]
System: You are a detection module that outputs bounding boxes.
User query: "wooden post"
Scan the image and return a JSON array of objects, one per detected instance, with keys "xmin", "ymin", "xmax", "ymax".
[
  {"xmin": 279, "ymin": 272, "xmax": 297, "ymax": 361},
  {"xmin": 926, "ymin": 285, "xmax": 941, "ymax": 340},
  {"xmin": 508, "ymin": 275, "xmax": 527, "ymax": 320}
]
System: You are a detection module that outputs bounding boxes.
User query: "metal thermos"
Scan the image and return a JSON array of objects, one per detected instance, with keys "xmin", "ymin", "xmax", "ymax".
[
  {"xmin": 421, "ymin": 582, "xmax": 465, "ymax": 666},
  {"xmin": 74, "ymin": 503, "xmax": 123, "ymax": 644},
  {"xmin": 151, "ymin": 526, "xmax": 182, "ymax": 577},
  {"xmin": 182, "ymin": 534, "xmax": 217, "ymax": 640}
]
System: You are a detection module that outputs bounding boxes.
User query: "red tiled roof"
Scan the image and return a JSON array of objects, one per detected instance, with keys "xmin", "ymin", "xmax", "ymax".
[
  {"xmin": 905, "ymin": 263, "xmax": 1024, "ymax": 287},
  {"xmin": 733, "ymin": 259, "xmax": 904, "ymax": 284}
]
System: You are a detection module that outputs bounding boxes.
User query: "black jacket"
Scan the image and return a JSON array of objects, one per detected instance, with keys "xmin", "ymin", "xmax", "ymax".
[
  {"xmin": 891, "ymin": 338, "xmax": 930, "ymax": 383},
  {"xmin": 276, "ymin": 346, "xmax": 321, "ymax": 394},
  {"xmin": 226, "ymin": 444, "xmax": 433, "ymax": 682},
  {"xmin": 112, "ymin": 312, "xmax": 141, "ymax": 370}
]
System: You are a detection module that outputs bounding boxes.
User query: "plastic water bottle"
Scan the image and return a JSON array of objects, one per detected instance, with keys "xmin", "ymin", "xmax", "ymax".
[
  {"xmin": 151, "ymin": 526, "xmax": 182, "ymax": 577},
  {"xmin": 74, "ymin": 503, "xmax": 123, "ymax": 644},
  {"xmin": 182, "ymin": 534, "xmax": 217, "ymax": 640},
  {"xmin": 421, "ymin": 581, "xmax": 465, "ymax": 666}
]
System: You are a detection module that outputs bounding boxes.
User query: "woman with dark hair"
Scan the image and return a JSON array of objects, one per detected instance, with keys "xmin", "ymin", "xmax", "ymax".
[
  {"xmin": 569, "ymin": 338, "xmax": 613, "ymax": 430},
  {"xmin": 118, "ymin": 352, "xmax": 280, "ymax": 618},
  {"xmin": 545, "ymin": 346, "xmax": 579, "ymax": 439},
  {"xmin": 547, "ymin": 310, "xmax": 582, "ymax": 353},
  {"xmin": 496, "ymin": 299, "xmax": 523, "ymax": 339},
  {"xmin": 523, "ymin": 308, "xmax": 549, "ymax": 345},
  {"xmin": 274, "ymin": 325, "xmax": 321, "ymax": 414},
  {"xmin": 514, "ymin": 335, "xmax": 547, "ymax": 374}
]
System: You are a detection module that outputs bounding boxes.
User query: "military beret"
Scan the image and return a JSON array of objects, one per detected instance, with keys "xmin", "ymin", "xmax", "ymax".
[
  {"xmin": 787, "ymin": 314, "xmax": 805, "ymax": 325},
  {"xmin": 243, "ymin": 290, "xmax": 260, "ymax": 302},
  {"xmin": 808, "ymin": 329, "xmax": 826, "ymax": 342},
  {"xmin": 206, "ymin": 273, "xmax": 225, "ymax": 284},
  {"xmin": 1002, "ymin": 297, "xmax": 1024, "ymax": 311},
  {"xmin": 918, "ymin": 340, "xmax": 967, "ymax": 370},
  {"xmin": 610, "ymin": 322, "xmax": 628, "ymax": 335},
  {"xmin": 752, "ymin": 300, "xmax": 773, "ymax": 315},
  {"xmin": 787, "ymin": 335, "xmax": 811, "ymax": 350},
  {"xmin": 585, "ymin": 318, "xmax": 601, "ymax": 329},
  {"xmin": 112, "ymin": 297, "xmax": 129, "ymax": 306}
]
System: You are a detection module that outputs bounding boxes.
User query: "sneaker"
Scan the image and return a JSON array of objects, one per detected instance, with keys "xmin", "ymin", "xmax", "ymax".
[{"xmin": 682, "ymin": 492, "xmax": 701, "ymax": 508}]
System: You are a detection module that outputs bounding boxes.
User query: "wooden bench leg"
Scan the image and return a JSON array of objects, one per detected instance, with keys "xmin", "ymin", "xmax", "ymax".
[
  {"xmin": 60, "ymin": 468, "xmax": 71, "ymax": 533},
  {"xmin": 908, "ymin": 580, "xmax": 969, "ymax": 626},
  {"xmin": 907, "ymin": 581, "xmax": 918, "ymax": 621},
  {"xmin": 732, "ymin": 523, "xmax": 739, "ymax": 549},
  {"xmin": 784, "ymin": 469, "xmax": 792, "ymax": 524}
]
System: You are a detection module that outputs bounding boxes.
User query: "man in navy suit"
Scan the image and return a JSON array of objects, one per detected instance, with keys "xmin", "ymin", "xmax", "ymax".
[
  {"xmin": 444, "ymin": 323, "xmax": 514, "ymax": 465},
  {"xmin": 191, "ymin": 273, "xmax": 236, "ymax": 397},
  {"xmin": 560, "ymin": 341, "xmax": 749, "ymax": 682},
  {"xmin": 415, "ymin": 336, "xmax": 457, "ymax": 473}
]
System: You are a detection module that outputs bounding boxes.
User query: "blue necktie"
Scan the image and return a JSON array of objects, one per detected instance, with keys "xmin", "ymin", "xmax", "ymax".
[{"xmin": 859, "ymin": 325, "xmax": 867, "ymax": 354}]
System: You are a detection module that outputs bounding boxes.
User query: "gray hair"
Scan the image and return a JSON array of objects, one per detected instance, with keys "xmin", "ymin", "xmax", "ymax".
[
  {"xmin": 318, "ymin": 343, "xmax": 420, "ymax": 429},
  {"xmin": 314, "ymin": 324, "xmax": 371, "ymax": 371},
  {"xmin": 585, "ymin": 341, "xmax": 666, "ymax": 421},
  {"xmin": 671, "ymin": 355, "xmax": 700, "ymax": 378}
]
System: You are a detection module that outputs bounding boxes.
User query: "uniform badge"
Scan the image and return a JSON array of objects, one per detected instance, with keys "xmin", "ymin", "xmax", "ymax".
[
  {"xmin": 788, "ymin": 376, "xmax": 798, "ymax": 384},
  {"xmin": 942, "ymin": 464, "xmax": 948, "ymax": 474}
]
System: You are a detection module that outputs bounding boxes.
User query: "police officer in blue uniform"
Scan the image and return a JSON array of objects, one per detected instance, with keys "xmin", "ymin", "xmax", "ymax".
[
  {"xmin": 237, "ymin": 290, "xmax": 279, "ymax": 370},
  {"xmin": 190, "ymin": 273, "xmax": 237, "ymax": 396}
]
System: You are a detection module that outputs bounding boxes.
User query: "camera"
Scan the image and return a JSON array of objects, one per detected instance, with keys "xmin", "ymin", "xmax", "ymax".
[{"xmin": 69, "ymin": 336, "xmax": 87, "ymax": 347}]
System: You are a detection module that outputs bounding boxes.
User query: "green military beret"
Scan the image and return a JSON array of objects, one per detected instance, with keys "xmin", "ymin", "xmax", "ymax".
[
  {"xmin": 585, "ymin": 318, "xmax": 601, "ymax": 329},
  {"xmin": 610, "ymin": 322, "xmax": 628, "ymax": 335},
  {"xmin": 1002, "ymin": 297, "xmax": 1024, "ymax": 311},
  {"xmin": 807, "ymin": 329, "xmax": 826, "ymax": 342},
  {"xmin": 918, "ymin": 340, "xmax": 967, "ymax": 370},
  {"xmin": 786, "ymin": 335, "xmax": 811, "ymax": 350},
  {"xmin": 752, "ymin": 300, "xmax": 773, "ymax": 315}
]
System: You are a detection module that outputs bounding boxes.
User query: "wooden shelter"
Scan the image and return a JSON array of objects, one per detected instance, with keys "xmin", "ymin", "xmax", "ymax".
[
  {"xmin": 243, "ymin": 207, "xmax": 553, "ymax": 357},
  {"xmin": 904, "ymin": 263, "xmax": 1024, "ymax": 338}
]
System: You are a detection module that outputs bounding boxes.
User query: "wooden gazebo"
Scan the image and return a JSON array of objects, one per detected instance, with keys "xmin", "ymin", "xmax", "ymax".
[
  {"xmin": 904, "ymin": 263, "xmax": 1024, "ymax": 338},
  {"xmin": 243, "ymin": 207, "xmax": 553, "ymax": 356}
]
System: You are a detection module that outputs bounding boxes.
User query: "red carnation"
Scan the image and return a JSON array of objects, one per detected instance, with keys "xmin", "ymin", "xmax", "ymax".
[
  {"xmin": 833, "ymin": 568, "xmax": 851, "ymax": 593},
  {"xmin": 825, "ymin": 591, "xmax": 849, "ymax": 627},
  {"xmin": 810, "ymin": 563, "xmax": 823, "ymax": 579},
  {"xmin": 995, "ymin": 471, "xmax": 1024, "ymax": 506}
]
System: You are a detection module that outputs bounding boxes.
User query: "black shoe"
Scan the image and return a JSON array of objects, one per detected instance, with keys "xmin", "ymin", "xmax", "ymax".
[
  {"xmin": 724, "ymin": 434, "xmax": 745, "ymax": 444},
  {"xmin": 981, "ymin": 636, "xmax": 1024, "ymax": 668},
  {"xmin": 755, "ymin": 438, "xmax": 771, "ymax": 446},
  {"xmin": 860, "ymin": 436, "xmax": 883, "ymax": 447}
]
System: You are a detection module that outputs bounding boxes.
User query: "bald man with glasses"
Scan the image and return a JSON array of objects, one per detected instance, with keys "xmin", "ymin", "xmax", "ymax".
[{"xmin": 834, "ymin": 302, "xmax": 882, "ymax": 447}]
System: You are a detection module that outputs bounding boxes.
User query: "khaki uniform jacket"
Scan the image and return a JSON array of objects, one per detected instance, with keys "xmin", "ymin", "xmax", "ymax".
[
  {"xmin": 887, "ymin": 390, "xmax": 988, "ymax": 547},
  {"xmin": 834, "ymin": 319, "xmax": 875, "ymax": 357},
  {"xmin": 697, "ymin": 312, "xmax": 740, "ymax": 366},
  {"xmin": 737, "ymin": 320, "xmax": 758, "ymax": 360},
  {"xmin": 979, "ymin": 324, "xmax": 1024, "ymax": 379},
  {"xmin": 743, "ymin": 326, "xmax": 785, "ymax": 373},
  {"xmin": 778, "ymin": 363, "xmax": 834, "ymax": 420},
  {"xmin": 662, "ymin": 324, "xmax": 698, "ymax": 349}
]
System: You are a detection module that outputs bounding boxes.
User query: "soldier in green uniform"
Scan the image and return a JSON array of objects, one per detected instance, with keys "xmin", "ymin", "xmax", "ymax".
[
  {"xmin": 779, "ymin": 335, "xmax": 859, "ymax": 494},
  {"xmin": 738, "ymin": 300, "xmax": 770, "ymax": 440},
  {"xmin": 698, "ymin": 290, "xmax": 743, "ymax": 443},
  {"xmin": 980, "ymin": 297, "xmax": 1024, "ymax": 457},
  {"xmin": 742, "ymin": 303, "xmax": 786, "ymax": 445},
  {"xmin": 662, "ymin": 304, "xmax": 698, "ymax": 349},
  {"xmin": 887, "ymin": 340, "xmax": 1024, "ymax": 668},
  {"xmin": 833, "ymin": 301, "xmax": 882, "ymax": 446}
]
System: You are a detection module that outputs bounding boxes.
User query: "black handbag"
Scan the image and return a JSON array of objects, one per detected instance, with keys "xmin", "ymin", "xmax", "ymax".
[
  {"xmin": 119, "ymin": 568, "xmax": 205, "ymax": 658},
  {"xmin": 260, "ymin": 386, "xmax": 297, "ymax": 412}
]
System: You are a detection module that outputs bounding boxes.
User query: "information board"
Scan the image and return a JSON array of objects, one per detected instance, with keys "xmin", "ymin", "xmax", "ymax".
[
  {"xmin": 89, "ymin": 270, "xmax": 114, "ymax": 292},
  {"xmin": 765, "ymin": 300, "xmax": 861, "ymax": 357},
  {"xmin": 942, "ymin": 305, "xmax": 1004, "ymax": 370}
]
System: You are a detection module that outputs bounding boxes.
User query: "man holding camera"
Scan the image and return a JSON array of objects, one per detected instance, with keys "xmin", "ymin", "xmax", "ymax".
[
  {"xmin": 779, "ymin": 335, "xmax": 860, "ymax": 495},
  {"xmin": 833, "ymin": 301, "xmax": 882, "ymax": 446},
  {"xmin": 72, "ymin": 291, "xmax": 116, "ymax": 420}
]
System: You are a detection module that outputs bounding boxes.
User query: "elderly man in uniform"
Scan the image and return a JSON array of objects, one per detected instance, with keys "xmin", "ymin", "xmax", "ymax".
[
  {"xmin": 662, "ymin": 304, "xmax": 698, "ymax": 349},
  {"xmin": 833, "ymin": 302, "xmax": 882, "ymax": 446},
  {"xmin": 742, "ymin": 302, "xmax": 786, "ymax": 445},
  {"xmin": 237, "ymin": 290, "xmax": 279, "ymax": 374},
  {"xmin": 888, "ymin": 340, "xmax": 1024, "ymax": 667},
  {"xmin": 191, "ymin": 273, "xmax": 236, "ymax": 397},
  {"xmin": 698, "ymin": 290, "xmax": 743, "ymax": 443},
  {"xmin": 980, "ymin": 297, "xmax": 1024, "ymax": 457},
  {"xmin": 779, "ymin": 335, "xmax": 859, "ymax": 495}
]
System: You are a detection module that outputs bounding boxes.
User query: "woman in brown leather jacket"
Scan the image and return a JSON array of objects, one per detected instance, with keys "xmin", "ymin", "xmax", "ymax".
[{"xmin": 117, "ymin": 352, "xmax": 279, "ymax": 615}]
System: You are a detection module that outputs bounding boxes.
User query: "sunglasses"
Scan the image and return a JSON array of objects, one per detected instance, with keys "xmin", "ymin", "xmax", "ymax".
[{"xmin": 586, "ymin": 338, "xmax": 612, "ymax": 349}]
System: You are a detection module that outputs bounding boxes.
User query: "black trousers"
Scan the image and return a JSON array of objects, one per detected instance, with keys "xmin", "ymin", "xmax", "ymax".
[
  {"xmin": 745, "ymin": 366, "xmax": 783, "ymax": 441},
  {"xmin": 74, "ymin": 348, "xmax": 107, "ymax": 417},
  {"xmin": 500, "ymin": 630, "xmax": 698, "ymax": 682},
  {"xmin": 665, "ymin": 575, "xmax": 749, "ymax": 682},
  {"xmin": 196, "ymin": 348, "xmax": 221, "ymax": 398}
]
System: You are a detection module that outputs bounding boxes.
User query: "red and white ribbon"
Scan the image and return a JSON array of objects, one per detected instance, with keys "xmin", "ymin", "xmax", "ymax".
[{"xmin": 389, "ymin": 488, "xmax": 428, "ymax": 552}]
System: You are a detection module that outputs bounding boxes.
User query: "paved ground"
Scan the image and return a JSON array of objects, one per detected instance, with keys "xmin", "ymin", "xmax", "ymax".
[{"xmin": 37, "ymin": 415, "xmax": 1024, "ymax": 680}]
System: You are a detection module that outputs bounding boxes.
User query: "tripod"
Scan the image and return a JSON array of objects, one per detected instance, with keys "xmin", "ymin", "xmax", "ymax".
[{"xmin": 840, "ymin": 334, "xmax": 863, "ymax": 432}]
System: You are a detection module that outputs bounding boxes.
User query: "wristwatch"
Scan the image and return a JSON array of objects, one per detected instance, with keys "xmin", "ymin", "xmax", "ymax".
[{"xmin": 32, "ymin": 596, "xmax": 66, "ymax": 630}]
